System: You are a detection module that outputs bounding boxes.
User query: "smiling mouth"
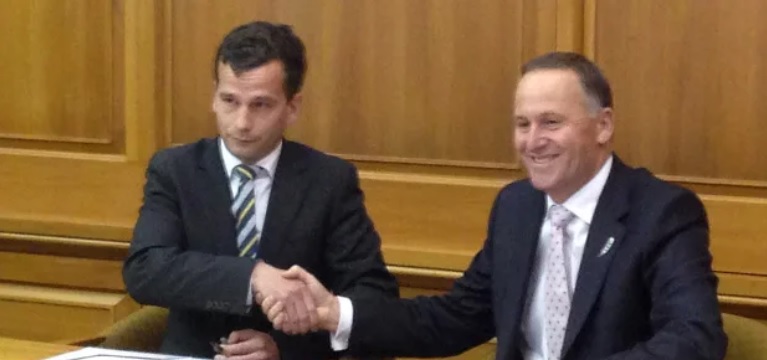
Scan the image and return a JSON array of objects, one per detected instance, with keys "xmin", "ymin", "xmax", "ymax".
[{"xmin": 528, "ymin": 154, "xmax": 558, "ymax": 164}]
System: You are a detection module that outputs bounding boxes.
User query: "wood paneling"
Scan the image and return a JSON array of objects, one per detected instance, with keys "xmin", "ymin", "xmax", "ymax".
[
  {"xmin": 0, "ymin": 154, "xmax": 142, "ymax": 241},
  {"xmin": 362, "ymin": 171, "xmax": 505, "ymax": 271},
  {"xmin": 0, "ymin": 337, "xmax": 77, "ymax": 360},
  {"xmin": 593, "ymin": 0, "xmax": 767, "ymax": 183},
  {"xmin": 0, "ymin": 0, "xmax": 163, "ymax": 344},
  {"xmin": 704, "ymin": 195, "xmax": 767, "ymax": 276},
  {"xmin": 0, "ymin": 252, "xmax": 125, "ymax": 291},
  {"xmin": 0, "ymin": 283, "xmax": 137, "ymax": 341},
  {"xmin": 0, "ymin": 0, "xmax": 119, "ymax": 152},
  {"xmin": 0, "ymin": 0, "xmax": 163, "ymax": 241},
  {"xmin": 168, "ymin": 0, "xmax": 569, "ymax": 167}
]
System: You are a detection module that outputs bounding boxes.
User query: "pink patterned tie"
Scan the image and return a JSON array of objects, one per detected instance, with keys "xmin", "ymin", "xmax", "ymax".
[{"xmin": 544, "ymin": 204, "xmax": 575, "ymax": 360}]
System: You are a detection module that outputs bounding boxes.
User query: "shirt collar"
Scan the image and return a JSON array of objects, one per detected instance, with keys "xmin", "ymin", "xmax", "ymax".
[
  {"xmin": 546, "ymin": 155, "xmax": 613, "ymax": 225},
  {"xmin": 219, "ymin": 138, "xmax": 282, "ymax": 179}
]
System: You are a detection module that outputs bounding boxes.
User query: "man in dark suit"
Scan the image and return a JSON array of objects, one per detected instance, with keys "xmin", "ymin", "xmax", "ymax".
[
  {"xmin": 265, "ymin": 52, "xmax": 727, "ymax": 360},
  {"xmin": 122, "ymin": 21, "xmax": 398, "ymax": 360}
]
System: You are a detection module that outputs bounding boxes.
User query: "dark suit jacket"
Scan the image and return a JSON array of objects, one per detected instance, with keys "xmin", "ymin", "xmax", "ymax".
[
  {"xmin": 347, "ymin": 157, "xmax": 727, "ymax": 360},
  {"xmin": 123, "ymin": 138, "xmax": 398, "ymax": 359}
]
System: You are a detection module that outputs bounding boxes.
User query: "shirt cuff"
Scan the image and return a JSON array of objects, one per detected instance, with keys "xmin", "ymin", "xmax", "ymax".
[
  {"xmin": 246, "ymin": 282, "xmax": 253, "ymax": 309},
  {"xmin": 330, "ymin": 296, "xmax": 353, "ymax": 351}
]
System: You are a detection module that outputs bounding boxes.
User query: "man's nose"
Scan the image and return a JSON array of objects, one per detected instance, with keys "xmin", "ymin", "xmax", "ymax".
[
  {"xmin": 528, "ymin": 125, "xmax": 548, "ymax": 150},
  {"xmin": 233, "ymin": 107, "xmax": 250, "ymax": 130}
]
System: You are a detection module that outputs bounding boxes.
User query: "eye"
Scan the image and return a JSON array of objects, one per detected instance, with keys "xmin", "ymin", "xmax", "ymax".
[
  {"xmin": 543, "ymin": 118, "xmax": 562, "ymax": 127},
  {"xmin": 220, "ymin": 95, "xmax": 237, "ymax": 105},
  {"xmin": 250, "ymin": 100, "xmax": 273, "ymax": 110},
  {"xmin": 515, "ymin": 119, "xmax": 530, "ymax": 130}
]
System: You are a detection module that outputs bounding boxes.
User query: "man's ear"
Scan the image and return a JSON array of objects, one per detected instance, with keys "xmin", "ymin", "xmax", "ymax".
[
  {"xmin": 596, "ymin": 107, "xmax": 614, "ymax": 145},
  {"xmin": 286, "ymin": 92, "xmax": 303, "ymax": 125}
]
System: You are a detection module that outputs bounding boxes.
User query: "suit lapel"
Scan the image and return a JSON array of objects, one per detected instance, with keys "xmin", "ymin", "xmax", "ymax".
[
  {"xmin": 561, "ymin": 158, "xmax": 630, "ymax": 356},
  {"xmin": 198, "ymin": 138, "xmax": 239, "ymax": 255},
  {"xmin": 498, "ymin": 186, "xmax": 546, "ymax": 352},
  {"xmin": 259, "ymin": 141, "xmax": 311, "ymax": 261}
]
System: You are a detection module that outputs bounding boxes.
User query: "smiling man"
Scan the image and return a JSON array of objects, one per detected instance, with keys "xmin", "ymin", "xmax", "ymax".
[
  {"xmin": 123, "ymin": 21, "xmax": 398, "ymax": 360},
  {"xmin": 265, "ymin": 52, "xmax": 727, "ymax": 360}
]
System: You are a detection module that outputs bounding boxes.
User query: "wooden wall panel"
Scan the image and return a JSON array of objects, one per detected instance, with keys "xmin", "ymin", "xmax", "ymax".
[
  {"xmin": 0, "ymin": 0, "xmax": 121, "ymax": 153},
  {"xmin": 592, "ymin": 0, "xmax": 767, "ymax": 183},
  {"xmin": 0, "ymin": 252, "xmax": 125, "ymax": 292},
  {"xmin": 0, "ymin": 283, "xmax": 137, "ymax": 342},
  {"xmin": 0, "ymin": 0, "xmax": 163, "ymax": 344},
  {"xmin": 361, "ymin": 171, "xmax": 505, "ymax": 271},
  {"xmin": 0, "ymin": 0, "xmax": 163, "ymax": 241},
  {"xmin": 169, "ymin": 0, "xmax": 570, "ymax": 167}
]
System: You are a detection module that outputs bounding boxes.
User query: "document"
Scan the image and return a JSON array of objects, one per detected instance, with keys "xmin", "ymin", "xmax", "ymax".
[{"xmin": 45, "ymin": 347, "xmax": 207, "ymax": 360}]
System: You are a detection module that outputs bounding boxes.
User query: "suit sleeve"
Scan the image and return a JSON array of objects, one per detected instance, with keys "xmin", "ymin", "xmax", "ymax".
[
  {"xmin": 321, "ymin": 163, "xmax": 399, "ymax": 299},
  {"xmin": 123, "ymin": 152, "xmax": 256, "ymax": 315},
  {"xmin": 601, "ymin": 191, "xmax": 727, "ymax": 360},
  {"xmin": 343, "ymin": 193, "xmax": 501, "ymax": 358}
]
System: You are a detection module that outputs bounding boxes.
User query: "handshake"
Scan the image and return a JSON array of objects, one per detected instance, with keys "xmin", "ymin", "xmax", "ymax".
[{"xmin": 249, "ymin": 262, "xmax": 340, "ymax": 335}]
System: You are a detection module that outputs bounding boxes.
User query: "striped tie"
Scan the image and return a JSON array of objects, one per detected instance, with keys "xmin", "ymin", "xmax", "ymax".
[{"xmin": 232, "ymin": 164, "xmax": 260, "ymax": 259}]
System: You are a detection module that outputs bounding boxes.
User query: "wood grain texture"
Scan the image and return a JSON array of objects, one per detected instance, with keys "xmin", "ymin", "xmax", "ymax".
[
  {"xmin": 169, "ymin": 0, "xmax": 546, "ymax": 167},
  {"xmin": 593, "ymin": 0, "xmax": 767, "ymax": 183},
  {"xmin": 0, "ymin": 252, "xmax": 125, "ymax": 291},
  {"xmin": 0, "ymin": 0, "xmax": 160, "ymax": 242},
  {"xmin": 0, "ymin": 337, "xmax": 77, "ymax": 360},
  {"xmin": 0, "ymin": 0, "xmax": 117, "ymax": 149},
  {"xmin": 0, "ymin": 283, "xmax": 138, "ymax": 341}
]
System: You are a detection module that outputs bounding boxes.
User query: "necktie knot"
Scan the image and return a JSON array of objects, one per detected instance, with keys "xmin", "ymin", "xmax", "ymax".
[
  {"xmin": 548, "ymin": 204, "xmax": 574, "ymax": 229},
  {"xmin": 233, "ymin": 164, "xmax": 256, "ymax": 182}
]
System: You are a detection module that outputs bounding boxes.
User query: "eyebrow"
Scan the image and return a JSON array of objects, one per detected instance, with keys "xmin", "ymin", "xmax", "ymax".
[
  {"xmin": 538, "ymin": 111, "xmax": 565, "ymax": 119},
  {"xmin": 217, "ymin": 92, "xmax": 277, "ymax": 103}
]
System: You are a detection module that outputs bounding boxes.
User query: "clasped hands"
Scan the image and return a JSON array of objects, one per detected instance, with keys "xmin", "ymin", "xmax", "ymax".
[{"xmin": 250, "ymin": 262, "xmax": 339, "ymax": 335}]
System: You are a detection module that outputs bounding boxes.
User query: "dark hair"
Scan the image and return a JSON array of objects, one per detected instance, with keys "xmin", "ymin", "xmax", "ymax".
[
  {"xmin": 521, "ymin": 52, "xmax": 613, "ymax": 109},
  {"xmin": 213, "ymin": 21, "xmax": 307, "ymax": 99}
]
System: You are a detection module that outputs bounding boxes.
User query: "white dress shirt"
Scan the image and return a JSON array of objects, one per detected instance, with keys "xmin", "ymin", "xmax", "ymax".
[
  {"xmin": 521, "ymin": 156, "xmax": 613, "ymax": 360},
  {"xmin": 332, "ymin": 156, "xmax": 614, "ymax": 355}
]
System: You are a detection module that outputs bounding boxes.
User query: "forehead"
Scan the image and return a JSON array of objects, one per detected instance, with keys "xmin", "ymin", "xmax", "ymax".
[
  {"xmin": 513, "ymin": 69, "xmax": 587, "ymax": 115},
  {"xmin": 216, "ymin": 60, "xmax": 285, "ymax": 96}
]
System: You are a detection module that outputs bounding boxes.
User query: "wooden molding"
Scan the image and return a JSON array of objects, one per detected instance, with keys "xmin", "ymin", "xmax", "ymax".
[
  {"xmin": 583, "ymin": 0, "xmax": 597, "ymax": 58},
  {"xmin": 0, "ymin": 216, "xmax": 133, "ymax": 243},
  {"xmin": 0, "ymin": 232, "xmax": 128, "ymax": 260},
  {"xmin": 555, "ymin": 0, "xmax": 585, "ymax": 52},
  {"xmin": 0, "ymin": 149, "xmax": 127, "ymax": 162},
  {"xmin": 0, "ymin": 133, "xmax": 112, "ymax": 144},
  {"xmin": 341, "ymin": 153, "xmax": 519, "ymax": 171}
]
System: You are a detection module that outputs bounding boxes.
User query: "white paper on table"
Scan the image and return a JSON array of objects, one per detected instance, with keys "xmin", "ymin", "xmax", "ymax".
[{"xmin": 44, "ymin": 347, "xmax": 208, "ymax": 360}]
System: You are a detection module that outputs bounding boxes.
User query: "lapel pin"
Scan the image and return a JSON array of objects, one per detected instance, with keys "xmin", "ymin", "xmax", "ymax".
[{"xmin": 598, "ymin": 236, "xmax": 615, "ymax": 257}]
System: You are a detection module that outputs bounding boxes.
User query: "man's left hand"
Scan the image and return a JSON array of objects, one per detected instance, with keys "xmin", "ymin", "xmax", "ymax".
[{"xmin": 214, "ymin": 329, "xmax": 279, "ymax": 360}]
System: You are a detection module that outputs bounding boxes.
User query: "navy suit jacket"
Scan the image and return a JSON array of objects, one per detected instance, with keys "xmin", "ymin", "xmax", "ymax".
[
  {"xmin": 123, "ymin": 139, "xmax": 398, "ymax": 359},
  {"xmin": 347, "ymin": 157, "xmax": 726, "ymax": 360}
]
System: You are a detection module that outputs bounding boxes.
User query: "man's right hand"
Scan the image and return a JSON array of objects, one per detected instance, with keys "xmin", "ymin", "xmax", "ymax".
[
  {"xmin": 250, "ymin": 261, "xmax": 317, "ymax": 334},
  {"xmin": 261, "ymin": 265, "xmax": 341, "ymax": 334}
]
